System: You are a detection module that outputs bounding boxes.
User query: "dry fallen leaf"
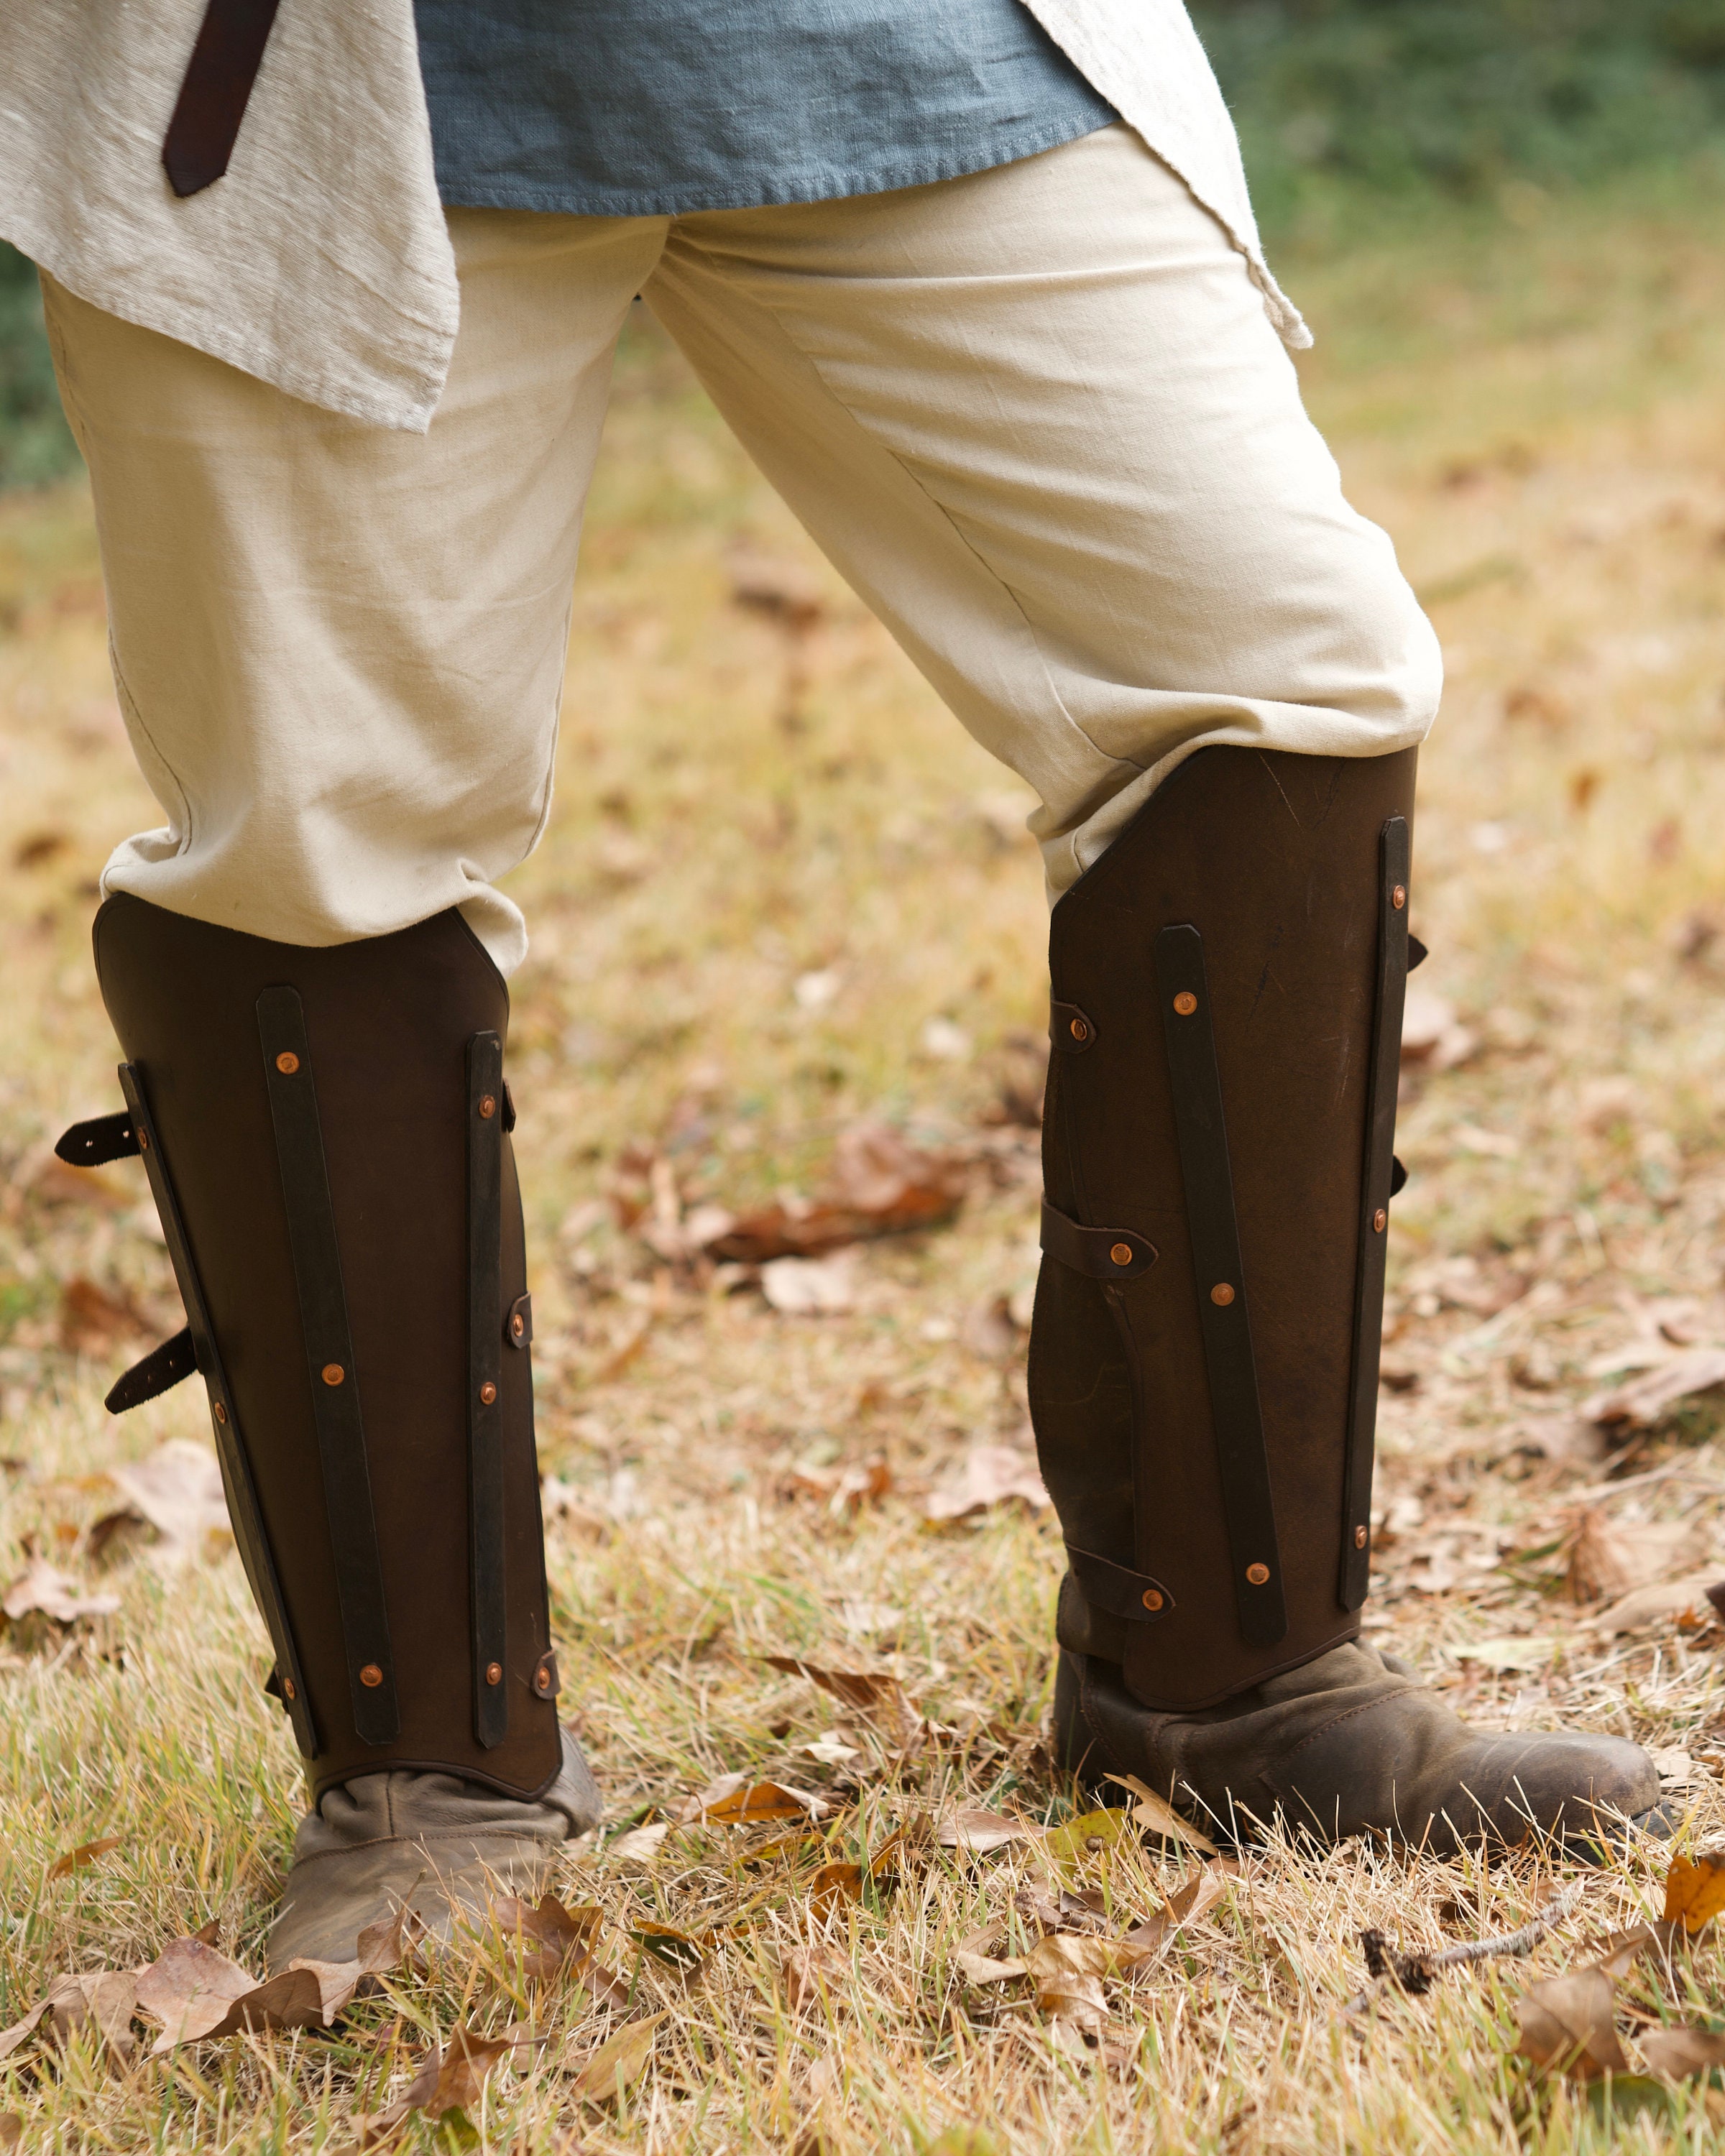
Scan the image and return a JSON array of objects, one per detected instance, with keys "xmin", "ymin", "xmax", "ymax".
[
  {"xmin": 1105, "ymin": 1774, "xmax": 1221, "ymax": 1857},
  {"xmin": 708, "ymin": 1122, "xmax": 967, "ymax": 1263},
  {"xmin": 571, "ymin": 2012, "xmax": 665, "ymax": 2108},
  {"xmin": 1583, "ymin": 1350, "xmax": 1725, "ymax": 1432},
  {"xmin": 761, "ymin": 1655, "xmax": 915, "ymax": 1733},
  {"xmin": 808, "ymin": 1861, "xmax": 864, "ymax": 1913},
  {"xmin": 1565, "ymin": 1509, "xmax": 1699, "ymax": 1604},
  {"xmin": 1024, "ymin": 1935, "xmax": 1110, "ymax": 2032},
  {"xmin": 679, "ymin": 1775, "xmax": 828, "ymax": 1826},
  {"xmin": 1639, "ymin": 2024, "xmax": 1725, "ymax": 2078},
  {"xmin": 1586, "ymin": 1576, "xmax": 1722, "ymax": 1636},
  {"xmin": 781, "ymin": 1946, "xmax": 844, "ymax": 2012},
  {"xmin": 1515, "ymin": 1968, "xmax": 1627, "ymax": 2080},
  {"xmin": 924, "ymin": 1445, "xmax": 1049, "ymax": 1523},
  {"xmin": 483, "ymin": 1892, "xmax": 602, "ymax": 1982},
  {"xmin": 760, "ymin": 1255, "xmax": 857, "ymax": 1315},
  {"xmin": 1662, "ymin": 1848, "xmax": 1725, "ymax": 1936},
  {"xmin": 608, "ymin": 1821, "xmax": 671, "ymax": 1865},
  {"xmin": 1042, "ymin": 1807, "xmax": 1131, "ymax": 1869},
  {"xmin": 1116, "ymin": 1869, "xmax": 1230, "ymax": 1970},
  {"xmin": 58, "ymin": 1276, "xmax": 150, "ymax": 1353},
  {"xmin": 354, "ymin": 2025, "xmax": 523, "ymax": 2143},
  {"xmin": 956, "ymin": 1950, "xmax": 1028, "ymax": 1984},
  {"xmin": 47, "ymin": 1833, "xmax": 121, "ymax": 1881},
  {"xmin": 1, "ymin": 1558, "xmax": 121, "ymax": 1625},
  {"xmin": 105, "ymin": 1440, "xmax": 232, "ymax": 1569},
  {"xmin": 0, "ymin": 1970, "xmax": 138, "ymax": 2064},
  {"xmin": 935, "ymin": 1807, "xmax": 1039, "ymax": 1854}
]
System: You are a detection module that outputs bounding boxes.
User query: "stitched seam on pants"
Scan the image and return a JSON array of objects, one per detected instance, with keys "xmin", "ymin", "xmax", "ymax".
[{"xmin": 654, "ymin": 235, "xmax": 1147, "ymax": 791}]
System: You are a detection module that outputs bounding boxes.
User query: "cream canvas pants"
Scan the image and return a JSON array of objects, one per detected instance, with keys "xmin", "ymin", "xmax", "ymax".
[{"xmin": 45, "ymin": 124, "xmax": 1440, "ymax": 975}]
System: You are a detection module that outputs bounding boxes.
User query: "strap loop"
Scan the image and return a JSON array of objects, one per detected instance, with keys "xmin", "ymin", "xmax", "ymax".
[
  {"xmin": 1049, "ymin": 1001, "xmax": 1098, "ymax": 1054},
  {"xmin": 1066, "ymin": 1544, "xmax": 1175, "ymax": 1623},
  {"xmin": 162, "ymin": 0, "xmax": 284, "ymax": 196},
  {"xmin": 1039, "ymin": 1199, "xmax": 1156, "ymax": 1281}
]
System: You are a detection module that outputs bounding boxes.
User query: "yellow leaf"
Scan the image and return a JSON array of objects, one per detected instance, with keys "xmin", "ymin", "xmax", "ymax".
[
  {"xmin": 1661, "ymin": 1849, "xmax": 1725, "ymax": 1936},
  {"xmin": 1041, "ymin": 1807, "xmax": 1128, "ymax": 1868},
  {"xmin": 572, "ymin": 2012, "xmax": 665, "ymax": 2107}
]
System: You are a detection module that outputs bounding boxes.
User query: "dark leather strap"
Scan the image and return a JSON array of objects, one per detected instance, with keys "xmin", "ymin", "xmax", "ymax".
[
  {"xmin": 257, "ymin": 987, "xmax": 399, "ymax": 1745},
  {"xmin": 1049, "ymin": 1001, "xmax": 1098, "ymax": 1054},
  {"xmin": 468, "ymin": 1032, "xmax": 508, "ymax": 1749},
  {"xmin": 1154, "ymin": 925, "xmax": 1287, "ymax": 1647},
  {"xmin": 1338, "ymin": 819, "xmax": 1412, "ymax": 1608},
  {"xmin": 56, "ymin": 1111, "xmax": 139, "ymax": 1166},
  {"xmin": 1066, "ymin": 1544, "xmax": 1174, "ymax": 1623},
  {"xmin": 1039, "ymin": 1199, "xmax": 1156, "ymax": 1282},
  {"xmin": 1407, "ymin": 934, "xmax": 1428, "ymax": 972},
  {"xmin": 105, "ymin": 1327, "xmax": 196, "ymax": 1414},
  {"xmin": 161, "ymin": 0, "xmax": 284, "ymax": 198},
  {"xmin": 118, "ymin": 1064, "xmax": 316, "ymax": 1756}
]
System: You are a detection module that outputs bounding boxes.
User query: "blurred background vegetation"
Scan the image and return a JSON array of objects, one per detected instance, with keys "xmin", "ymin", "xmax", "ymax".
[{"xmin": 4, "ymin": 0, "xmax": 1725, "ymax": 487}]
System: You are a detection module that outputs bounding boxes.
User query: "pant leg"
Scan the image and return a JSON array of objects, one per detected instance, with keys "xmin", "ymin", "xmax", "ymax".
[
  {"xmin": 643, "ymin": 122, "xmax": 1441, "ymax": 896},
  {"xmin": 42, "ymin": 208, "xmax": 667, "ymax": 973}
]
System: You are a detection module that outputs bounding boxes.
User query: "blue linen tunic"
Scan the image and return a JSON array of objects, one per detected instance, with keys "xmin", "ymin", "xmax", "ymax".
[{"xmin": 413, "ymin": 0, "xmax": 1118, "ymax": 216}]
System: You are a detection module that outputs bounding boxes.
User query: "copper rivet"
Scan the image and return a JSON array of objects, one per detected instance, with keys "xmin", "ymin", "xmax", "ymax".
[
  {"xmin": 536, "ymin": 1668, "xmax": 552, "ymax": 1692},
  {"xmin": 1070, "ymin": 1016, "xmax": 1088, "ymax": 1041},
  {"xmin": 486, "ymin": 1662, "xmax": 502, "ymax": 1686},
  {"xmin": 359, "ymin": 1663, "xmax": 383, "ymax": 1687},
  {"xmin": 275, "ymin": 1051, "xmax": 300, "ymax": 1076},
  {"xmin": 1373, "ymin": 1207, "xmax": 1387, "ymax": 1233},
  {"xmin": 511, "ymin": 1314, "xmax": 525, "ymax": 1338},
  {"xmin": 1210, "ymin": 1282, "xmax": 1235, "ymax": 1307},
  {"xmin": 1110, "ymin": 1242, "xmax": 1133, "ymax": 1267},
  {"xmin": 1173, "ymin": 990, "xmax": 1197, "ymax": 1016},
  {"xmin": 1141, "ymin": 1588, "xmax": 1164, "ymax": 1613},
  {"xmin": 322, "ymin": 1362, "xmax": 344, "ymax": 1387},
  {"xmin": 282, "ymin": 1677, "xmax": 296, "ymax": 1700},
  {"xmin": 1246, "ymin": 1562, "xmax": 1270, "ymax": 1586},
  {"xmin": 213, "ymin": 1402, "xmax": 228, "ymax": 1425},
  {"xmin": 137, "ymin": 1130, "xmax": 150, "ymax": 1151},
  {"xmin": 480, "ymin": 1381, "xmax": 497, "ymax": 1405},
  {"xmin": 479, "ymin": 1094, "xmax": 497, "ymax": 1119},
  {"xmin": 1354, "ymin": 1525, "xmax": 1368, "ymax": 1549},
  {"xmin": 1392, "ymin": 885, "xmax": 1407, "ymax": 911}
]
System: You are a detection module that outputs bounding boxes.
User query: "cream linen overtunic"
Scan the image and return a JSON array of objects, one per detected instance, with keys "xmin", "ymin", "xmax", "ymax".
[{"xmin": 0, "ymin": 0, "xmax": 1307, "ymax": 433}]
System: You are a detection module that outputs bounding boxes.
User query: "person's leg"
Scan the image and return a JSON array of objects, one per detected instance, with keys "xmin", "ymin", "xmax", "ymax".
[
  {"xmin": 45, "ymin": 206, "xmax": 666, "ymax": 1961},
  {"xmin": 643, "ymin": 126, "xmax": 1661, "ymax": 1848}
]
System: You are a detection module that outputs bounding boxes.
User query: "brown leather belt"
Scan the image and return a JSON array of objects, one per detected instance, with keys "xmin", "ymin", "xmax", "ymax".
[{"xmin": 162, "ymin": 0, "xmax": 284, "ymax": 197}]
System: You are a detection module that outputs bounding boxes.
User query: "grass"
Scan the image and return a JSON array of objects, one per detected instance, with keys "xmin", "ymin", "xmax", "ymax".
[{"xmin": 4, "ymin": 165, "xmax": 1725, "ymax": 2149}]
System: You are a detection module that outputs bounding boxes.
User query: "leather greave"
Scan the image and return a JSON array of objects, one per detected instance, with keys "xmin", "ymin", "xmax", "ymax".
[
  {"xmin": 1030, "ymin": 746, "xmax": 1420, "ymax": 1711},
  {"xmin": 65, "ymin": 895, "xmax": 563, "ymax": 1801}
]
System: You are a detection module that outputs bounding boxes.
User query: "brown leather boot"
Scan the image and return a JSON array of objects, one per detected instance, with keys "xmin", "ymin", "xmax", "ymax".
[
  {"xmin": 62, "ymin": 895, "xmax": 600, "ymax": 1961},
  {"xmin": 1031, "ymin": 747, "xmax": 1664, "ymax": 1853}
]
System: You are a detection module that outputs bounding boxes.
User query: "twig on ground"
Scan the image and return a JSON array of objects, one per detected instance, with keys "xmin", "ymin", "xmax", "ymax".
[{"xmin": 1342, "ymin": 1886, "xmax": 1583, "ymax": 2014}]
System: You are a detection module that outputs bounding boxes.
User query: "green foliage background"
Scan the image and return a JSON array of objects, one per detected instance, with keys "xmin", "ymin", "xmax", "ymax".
[{"xmin": 4, "ymin": 0, "xmax": 1725, "ymax": 485}]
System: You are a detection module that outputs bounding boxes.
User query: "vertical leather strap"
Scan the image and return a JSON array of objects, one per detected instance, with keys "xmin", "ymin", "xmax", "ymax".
[
  {"xmin": 117, "ymin": 1063, "xmax": 317, "ymax": 1757},
  {"xmin": 161, "ymin": 0, "xmax": 284, "ymax": 197},
  {"xmin": 467, "ymin": 1033, "xmax": 508, "ymax": 1749},
  {"xmin": 256, "ymin": 988, "xmax": 400, "ymax": 1746},
  {"xmin": 1154, "ymin": 926, "xmax": 1287, "ymax": 1647},
  {"xmin": 1338, "ymin": 818, "xmax": 1412, "ymax": 1608}
]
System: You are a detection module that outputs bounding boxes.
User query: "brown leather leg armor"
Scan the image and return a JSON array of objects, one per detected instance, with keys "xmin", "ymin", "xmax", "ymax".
[
  {"xmin": 1031, "ymin": 745, "xmax": 1421, "ymax": 1711},
  {"xmin": 59, "ymin": 895, "xmax": 563, "ymax": 1801}
]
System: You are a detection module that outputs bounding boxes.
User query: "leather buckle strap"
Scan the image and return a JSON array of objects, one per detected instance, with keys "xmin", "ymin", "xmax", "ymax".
[
  {"xmin": 1339, "ymin": 818, "xmax": 1412, "ymax": 1608},
  {"xmin": 162, "ymin": 0, "xmax": 284, "ymax": 197},
  {"xmin": 257, "ymin": 988, "xmax": 400, "ymax": 1747},
  {"xmin": 1039, "ymin": 1199, "xmax": 1157, "ymax": 1282},
  {"xmin": 1049, "ymin": 1001, "xmax": 1098, "ymax": 1054},
  {"xmin": 105, "ymin": 1327, "xmax": 196, "ymax": 1414},
  {"xmin": 118, "ymin": 1063, "xmax": 316, "ymax": 1757},
  {"xmin": 1154, "ymin": 925, "xmax": 1287, "ymax": 1649},
  {"xmin": 55, "ymin": 1111, "xmax": 139, "ymax": 1166},
  {"xmin": 1066, "ymin": 1544, "xmax": 1174, "ymax": 1623},
  {"xmin": 468, "ymin": 1033, "xmax": 508, "ymax": 1749}
]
